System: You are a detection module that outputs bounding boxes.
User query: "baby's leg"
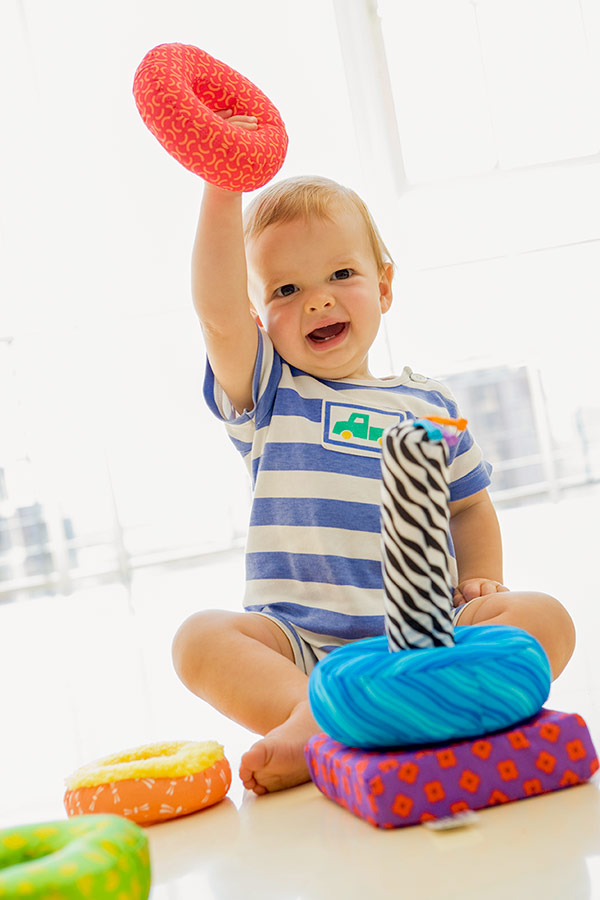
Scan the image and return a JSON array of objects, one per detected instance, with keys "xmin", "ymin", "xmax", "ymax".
[
  {"xmin": 455, "ymin": 590, "xmax": 575, "ymax": 679},
  {"xmin": 172, "ymin": 610, "xmax": 318, "ymax": 793}
]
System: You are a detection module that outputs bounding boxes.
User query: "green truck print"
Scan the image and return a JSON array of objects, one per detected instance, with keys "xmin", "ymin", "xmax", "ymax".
[{"xmin": 332, "ymin": 412, "xmax": 384, "ymax": 444}]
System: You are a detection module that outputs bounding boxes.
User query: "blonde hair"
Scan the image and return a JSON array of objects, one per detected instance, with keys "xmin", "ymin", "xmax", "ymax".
[{"xmin": 243, "ymin": 176, "xmax": 394, "ymax": 275}]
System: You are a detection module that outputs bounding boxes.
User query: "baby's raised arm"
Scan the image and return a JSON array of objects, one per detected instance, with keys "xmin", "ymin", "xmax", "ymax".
[{"xmin": 191, "ymin": 113, "xmax": 260, "ymax": 414}]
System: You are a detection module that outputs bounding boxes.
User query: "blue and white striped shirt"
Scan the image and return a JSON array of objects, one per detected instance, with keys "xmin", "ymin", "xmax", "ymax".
[{"xmin": 204, "ymin": 328, "xmax": 491, "ymax": 657}]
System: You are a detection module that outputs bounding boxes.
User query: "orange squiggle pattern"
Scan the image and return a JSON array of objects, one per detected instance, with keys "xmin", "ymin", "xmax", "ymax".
[{"xmin": 133, "ymin": 43, "xmax": 288, "ymax": 191}]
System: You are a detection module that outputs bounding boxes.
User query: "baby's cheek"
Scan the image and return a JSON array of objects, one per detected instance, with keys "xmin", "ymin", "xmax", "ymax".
[{"xmin": 267, "ymin": 312, "xmax": 295, "ymax": 344}]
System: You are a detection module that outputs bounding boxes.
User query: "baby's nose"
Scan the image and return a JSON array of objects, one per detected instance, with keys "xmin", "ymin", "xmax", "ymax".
[{"xmin": 305, "ymin": 291, "xmax": 335, "ymax": 313}]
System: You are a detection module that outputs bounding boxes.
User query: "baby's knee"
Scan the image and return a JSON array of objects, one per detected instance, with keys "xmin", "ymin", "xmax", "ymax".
[
  {"xmin": 467, "ymin": 590, "xmax": 576, "ymax": 679},
  {"xmin": 516, "ymin": 591, "xmax": 576, "ymax": 679},
  {"xmin": 171, "ymin": 609, "xmax": 231, "ymax": 686},
  {"xmin": 502, "ymin": 591, "xmax": 574, "ymax": 642},
  {"xmin": 536, "ymin": 591, "xmax": 576, "ymax": 657}
]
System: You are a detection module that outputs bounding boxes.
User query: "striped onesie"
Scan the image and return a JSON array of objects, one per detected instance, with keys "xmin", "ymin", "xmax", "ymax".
[{"xmin": 204, "ymin": 327, "xmax": 492, "ymax": 673}]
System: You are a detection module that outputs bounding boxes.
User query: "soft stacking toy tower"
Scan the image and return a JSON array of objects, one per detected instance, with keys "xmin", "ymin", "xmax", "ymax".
[{"xmin": 306, "ymin": 419, "xmax": 598, "ymax": 828}]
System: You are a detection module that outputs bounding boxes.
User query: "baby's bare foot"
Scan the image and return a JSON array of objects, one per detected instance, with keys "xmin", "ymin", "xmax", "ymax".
[{"xmin": 239, "ymin": 700, "xmax": 319, "ymax": 794}]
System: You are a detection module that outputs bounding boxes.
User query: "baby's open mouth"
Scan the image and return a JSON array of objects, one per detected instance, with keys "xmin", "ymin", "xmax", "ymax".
[{"xmin": 307, "ymin": 322, "xmax": 348, "ymax": 343}]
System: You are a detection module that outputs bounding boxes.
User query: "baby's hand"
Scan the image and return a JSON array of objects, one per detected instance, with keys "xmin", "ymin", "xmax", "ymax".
[
  {"xmin": 453, "ymin": 578, "xmax": 509, "ymax": 606},
  {"xmin": 215, "ymin": 109, "xmax": 258, "ymax": 131}
]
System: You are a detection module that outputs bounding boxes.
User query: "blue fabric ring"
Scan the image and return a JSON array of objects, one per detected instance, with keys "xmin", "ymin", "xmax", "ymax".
[{"xmin": 308, "ymin": 625, "xmax": 552, "ymax": 749}]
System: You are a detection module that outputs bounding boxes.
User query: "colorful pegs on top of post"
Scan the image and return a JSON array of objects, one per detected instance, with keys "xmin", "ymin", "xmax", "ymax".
[{"xmin": 414, "ymin": 415, "xmax": 468, "ymax": 444}]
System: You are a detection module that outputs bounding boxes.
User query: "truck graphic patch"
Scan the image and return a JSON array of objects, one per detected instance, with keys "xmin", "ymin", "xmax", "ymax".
[
  {"xmin": 323, "ymin": 402, "xmax": 407, "ymax": 456},
  {"xmin": 332, "ymin": 411, "xmax": 385, "ymax": 444}
]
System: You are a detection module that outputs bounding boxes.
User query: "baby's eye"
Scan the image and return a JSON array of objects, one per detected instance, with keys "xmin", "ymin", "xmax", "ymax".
[
  {"xmin": 274, "ymin": 283, "xmax": 297, "ymax": 298},
  {"xmin": 331, "ymin": 268, "xmax": 353, "ymax": 280}
]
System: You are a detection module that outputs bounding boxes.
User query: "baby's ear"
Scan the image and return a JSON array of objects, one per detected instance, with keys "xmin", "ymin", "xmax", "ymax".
[
  {"xmin": 379, "ymin": 262, "xmax": 394, "ymax": 313},
  {"xmin": 250, "ymin": 304, "xmax": 264, "ymax": 328}
]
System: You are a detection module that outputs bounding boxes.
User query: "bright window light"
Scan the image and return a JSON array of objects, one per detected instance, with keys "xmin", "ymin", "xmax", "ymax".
[{"xmin": 378, "ymin": 0, "xmax": 600, "ymax": 182}]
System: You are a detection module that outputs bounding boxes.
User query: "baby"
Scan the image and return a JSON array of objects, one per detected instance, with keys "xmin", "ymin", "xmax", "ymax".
[{"xmin": 172, "ymin": 114, "xmax": 575, "ymax": 795}]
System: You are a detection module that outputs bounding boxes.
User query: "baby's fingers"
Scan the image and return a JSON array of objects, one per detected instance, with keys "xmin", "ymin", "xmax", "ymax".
[
  {"xmin": 229, "ymin": 116, "xmax": 258, "ymax": 130},
  {"xmin": 453, "ymin": 587, "xmax": 465, "ymax": 607},
  {"xmin": 481, "ymin": 579, "xmax": 509, "ymax": 596},
  {"xmin": 214, "ymin": 109, "xmax": 258, "ymax": 130}
]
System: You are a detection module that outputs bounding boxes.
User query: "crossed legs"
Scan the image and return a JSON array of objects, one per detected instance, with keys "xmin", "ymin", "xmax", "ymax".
[{"xmin": 172, "ymin": 592, "xmax": 575, "ymax": 794}]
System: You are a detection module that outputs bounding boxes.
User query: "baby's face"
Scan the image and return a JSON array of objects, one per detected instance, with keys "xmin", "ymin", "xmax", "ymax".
[{"xmin": 246, "ymin": 206, "xmax": 393, "ymax": 380}]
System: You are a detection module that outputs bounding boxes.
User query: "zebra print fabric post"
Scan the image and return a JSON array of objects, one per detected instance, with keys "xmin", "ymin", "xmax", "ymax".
[{"xmin": 381, "ymin": 420, "xmax": 455, "ymax": 651}]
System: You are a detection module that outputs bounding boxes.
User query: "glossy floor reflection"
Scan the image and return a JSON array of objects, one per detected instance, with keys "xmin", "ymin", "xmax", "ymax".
[
  {"xmin": 2, "ymin": 487, "xmax": 600, "ymax": 899},
  {"xmin": 147, "ymin": 780, "xmax": 600, "ymax": 900}
]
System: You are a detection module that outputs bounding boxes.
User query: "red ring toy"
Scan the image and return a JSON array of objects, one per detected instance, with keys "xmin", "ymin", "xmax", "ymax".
[{"xmin": 133, "ymin": 43, "xmax": 288, "ymax": 191}]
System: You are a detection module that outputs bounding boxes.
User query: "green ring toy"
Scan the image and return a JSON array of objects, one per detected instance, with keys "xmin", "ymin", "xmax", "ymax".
[{"xmin": 0, "ymin": 814, "xmax": 151, "ymax": 899}]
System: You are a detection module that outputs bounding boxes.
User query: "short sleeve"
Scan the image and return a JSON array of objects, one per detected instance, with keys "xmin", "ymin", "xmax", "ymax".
[{"xmin": 203, "ymin": 326, "xmax": 283, "ymax": 436}]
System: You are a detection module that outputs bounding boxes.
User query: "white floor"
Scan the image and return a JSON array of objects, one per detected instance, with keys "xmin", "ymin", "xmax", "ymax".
[{"xmin": 2, "ymin": 486, "xmax": 600, "ymax": 899}]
